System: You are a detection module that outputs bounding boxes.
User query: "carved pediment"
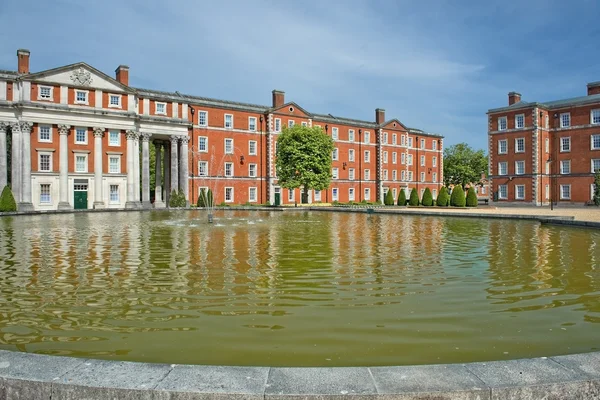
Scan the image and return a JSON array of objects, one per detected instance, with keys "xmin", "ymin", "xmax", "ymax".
[{"xmin": 28, "ymin": 63, "xmax": 130, "ymax": 92}]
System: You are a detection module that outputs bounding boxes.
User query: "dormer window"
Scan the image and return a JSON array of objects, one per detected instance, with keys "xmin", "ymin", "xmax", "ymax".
[
  {"xmin": 39, "ymin": 86, "xmax": 52, "ymax": 101},
  {"xmin": 109, "ymin": 94, "xmax": 121, "ymax": 108},
  {"xmin": 75, "ymin": 90, "xmax": 88, "ymax": 104},
  {"xmin": 156, "ymin": 102, "xmax": 166, "ymax": 115}
]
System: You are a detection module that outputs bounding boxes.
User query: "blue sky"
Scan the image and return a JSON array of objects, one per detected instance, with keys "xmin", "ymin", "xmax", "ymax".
[{"xmin": 1, "ymin": 0, "xmax": 599, "ymax": 151}]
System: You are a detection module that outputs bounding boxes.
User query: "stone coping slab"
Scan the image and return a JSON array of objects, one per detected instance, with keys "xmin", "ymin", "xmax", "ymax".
[{"xmin": 1, "ymin": 350, "xmax": 599, "ymax": 399}]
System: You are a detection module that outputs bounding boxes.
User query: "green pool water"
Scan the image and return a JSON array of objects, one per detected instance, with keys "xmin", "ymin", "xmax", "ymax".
[{"xmin": 0, "ymin": 210, "xmax": 598, "ymax": 367}]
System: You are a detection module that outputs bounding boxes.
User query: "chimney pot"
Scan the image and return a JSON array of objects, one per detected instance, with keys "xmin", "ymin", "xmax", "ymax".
[
  {"xmin": 375, "ymin": 108, "xmax": 386, "ymax": 125},
  {"xmin": 17, "ymin": 48, "xmax": 30, "ymax": 74},
  {"xmin": 508, "ymin": 91, "xmax": 521, "ymax": 105},
  {"xmin": 115, "ymin": 65, "xmax": 130, "ymax": 86},
  {"xmin": 272, "ymin": 90, "xmax": 285, "ymax": 108}
]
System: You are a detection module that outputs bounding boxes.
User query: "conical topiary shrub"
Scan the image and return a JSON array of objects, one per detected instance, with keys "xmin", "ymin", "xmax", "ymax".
[
  {"xmin": 408, "ymin": 188, "xmax": 419, "ymax": 206},
  {"xmin": 398, "ymin": 189, "xmax": 406, "ymax": 206},
  {"xmin": 197, "ymin": 188, "xmax": 207, "ymax": 207},
  {"xmin": 466, "ymin": 187, "xmax": 478, "ymax": 207},
  {"xmin": 438, "ymin": 187, "xmax": 450, "ymax": 207},
  {"xmin": 421, "ymin": 188, "xmax": 433, "ymax": 206},
  {"xmin": 384, "ymin": 190, "xmax": 394, "ymax": 205},
  {"xmin": 450, "ymin": 185, "xmax": 466, "ymax": 207},
  {"xmin": 206, "ymin": 189, "xmax": 214, "ymax": 207},
  {"xmin": 0, "ymin": 185, "xmax": 17, "ymax": 212}
]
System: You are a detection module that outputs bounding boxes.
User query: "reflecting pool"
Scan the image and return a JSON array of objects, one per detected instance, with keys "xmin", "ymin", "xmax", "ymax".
[{"xmin": 0, "ymin": 210, "xmax": 598, "ymax": 366}]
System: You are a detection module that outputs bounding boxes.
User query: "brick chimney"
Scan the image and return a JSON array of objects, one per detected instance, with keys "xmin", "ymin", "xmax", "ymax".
[
  {"xmin": 17, "ymin": 49, "xmax": 30, "ymax": 74},
  {"xmin": 587, "ymin": 82, "xmax": 600, "ymax": 96},
  {"xmin": 375, "ymin": 108, "xmax": 386, "ymax": 125},
  {"xmin": 115, "ymin": 65, "xmax": 130, "ymax": 86},
  {"xmin": 272, "ymin": 90, "xmax": 285, "ymax": 108},
  {"xmin": 508, "ymin": 92, "xmax": 521, "ymax": 105}
]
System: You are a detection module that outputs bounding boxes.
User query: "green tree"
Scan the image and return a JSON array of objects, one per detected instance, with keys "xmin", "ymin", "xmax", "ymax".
[
  {"xmin": 0, "ymin": 185, "xmax": 17, "ymax": 212},
  {"xmin": 421, "ymin": 188, "xmax": 433, "ymax": 206},
  {"xmin": 450, "ymin": 185, "xmax": 466, "ymax": 207},
  {"xmin": 466, "ymin": 186, "xmax": 478, "ymax": 207},
  {"xmin": 408, "ymin": 188, "xmax": 419, "ymax": 206},
  {"xmin": 384, "ymin": 190, "xmax": 394, "ymax": 205},
  {"xmin": 398, "ymin": 189, "xmax": 407, "ymax": 206},
  {"xmin": 443, "ymin": 143, "xmax": 488, "ymax": 188},
  {"xmin": 436, "ymin": 187, "xmax": 449, "ymax": 207},
  {"xmin": 594, "ymin": 169, "xmax": 600, "ymax": 206},
  {"xmin": 169, "ymin": 189, "xmax": 186, "ymax": 208},
  {"xmin": 275, "ymin": 125, "xmax": 334, "ymax": 202}
]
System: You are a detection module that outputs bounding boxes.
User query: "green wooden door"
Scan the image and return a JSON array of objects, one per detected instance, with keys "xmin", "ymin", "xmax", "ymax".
[
  {"xmin": 74, "ymin": 191, "xmax": 88, "ymax": 210},
  {"xmin": 274, "ymin": 193, "xmax": 281, "ymax": 206}
]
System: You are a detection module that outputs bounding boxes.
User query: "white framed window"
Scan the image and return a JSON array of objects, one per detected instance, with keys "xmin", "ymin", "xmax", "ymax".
[
  {"xmin": 75, "ymin": 154, "xmax": 87, "ymax": 173},
  {"xmin": 249, "ymin": 187, "xmax": 257, "ymax": 202},
  {"xmin": 407, "ymin": 154, "xmax": 413, "ymax": 166},
  {"xmin": 198, "ymin": 136, "xmax": 208, "ymax": 152},
  {"xmin": 401, "ymin": 170, "xmax": 406, "ymax": 181},
  {"xmin": 314, "ymin": 190, "xmax": 321, "ymax": 202},
  {"xmin": 332, "ymin": 148, "xmax": 338, "ymax": 161},
  {"xmin": 383, "ymin": 151, "xmax": 388, "ymax": 164},
  {"xmin": 592, "ymin": 109, "xmax": 600, "ymax": 125},
  {"xmin": 392, "ymin": 152, "xmax": 397, "ymax": 164},
  {"xmin": 349, "ymin": 168, "xmax": 355, "ymax": 180},
  {"xmin": 225, "ymin": 138, "xmax": 234, "ymax": 154},
  {"xmin": 560, "ymin": 113, "xmax": 570, "ymax": 128},
  {"xmin": 39, "ymin": 184, "xmax": 51, "ymax": 203},
  {"xmin": 560, "ymin": 137, "xmax": 571, "ymax": 152},
  {"xmin": 348, "ymin": 188, "xmax": 355, "ymax": 201},
  {"xmin": 288, "ymin": 120, "xmax": 295, "ymax": 128},
  {"xmin": 432, "ymin": 156, "xmax": 437, "ymax": 167},
  {"xmin": 515, "ymin": 138, "xmax": 525, "ymax": 153},
  {"xmin": 75, "ymin": 127, "xmax": 87, "ymax": 144},
  {"xmin": 109, "ymin": 94, "xmax": 121, "ymax": 108},
  {"xmin": 301, "ymin": 121, "xmax": 307, "ymax": 127},
  {"xmin": 331, "ymin": 188, "xmax": 338, "ymax": 202},
  {"xmin": 109, "ymin": 130, "xmax": 120, "ymax": 146},
  {"xmin": 433, "ymin": 172, "xmax": 437, "ymax": 182},
  {"xmin": 498, "ymin": 162, "xmax": 508, "ymax": 175},
  {"xmin": 432, "ymin": 140, "xmax": 437, "ymax": 150},
  {"xmin": 109, "ymin": 156, "xmax": 120, "ymax": 173},
  {"xmin": 498, "ymin": 117, "xmax": 507, "ymax": 131},
  {"xmin": 432, "ymin": 189, "xmax": 437, "ymax": 198},
  {"xmin": 516, "ymin": 185, "xmax": 525, "ymax": 200},
  {"xmin": 364, "ymin": 151, "xmax": 370, "ymax": 163},
  {"xmin": 39, "ymin": 85, "xmax": 52, "ymax": 100},
  {"xmin": 348, "ymin": 149, "xmax": 355, "ymax": 162},
  {"xmin": 225, "ymin": 187, "xmax": 234, "ymax": 202},
  {"xmin": 498, "ymin": 139, "xmax": 508, "ymax": 154},
  {"xmin": 408, "ymin": 137, "xmax": 413, "ymax": 148},
  {"xmin": 545, "ymin": 184, "xmax": 550, "ymax": 200},
  {"xmin": 420, "ymin": 155, "xmax": 425, "ymax": 166},
  {"xmin": 348, "ymin": 129, "xmax": 355, "ymax": 142},
  {"xmin": 364, "ymin": 188, "xmax": 370, "ymax": 200},
  {"xmin": 420, "ymin": 172, "xmax": 425, "ymax": 182},
  {"xmin": 224, "ymin": 114, "xmax": 233, "ymax": 129},
  {"xmin": 591, "ymin": 159, "xmax": 600, "ymax": 173},
  {"xmin": 392, "ymin": 134, "xmax": 397, "ymax": 145},
  {"xmin": 109, "ymin": 185, "xmax": 119, "ymax": 203},
  {"xmin": 364, "ymin": 131, "xmax": 370, "ymax": 144},
  {"xmin": 515, "ymin": 160, "xmax": 525, "ymax": 175},
  {"xmin": 38, "ymin": 125, "xmax": 52, "ymax": 143},
  {"xmin": 560, "ymin": 184, "xmax": 571, "ymax": 200},
  {"xmin": 560, "ymin": 160, "xmax": 571, "ymax": 174},
  {"xmin": 224, "ymin": 162, "xmax": 234, "ymax": 177},
  {"xmin": 248, "ymin": 117, "xmax": 257, "ymax": 132},
  {"xmin": 364, "ymin": 169, "xmax": 370, "ymax": 180},
  {"xmin": 155, "ymin": 102, "xmax": 166, "ymax": 115},
  {"xmin": 249, "ymin": 163, "xmax": 257, "ymax": 177},
  {"xmin": 249, "ymin": 140, "xmax": 257, "ymax": 155},
  {"xmin": 198, "ymin": 161, "xmax": 208, "ymax": 176},
  {"xmin": 275, "ymin": 118, "xmax": 281, "ymax": 132},
  {"xmin": 383, "ymin": 132, "xmax": 388, "ymax": 144},
  {"xmin": 420, "ymin": 139, "xmax": 425, "ymax": 149},
  {"xmin": 545, "ymin": 138, "xmax": 550, "ymax": 153},
  {"xmin": 198, "ymin": 110, "xmax": 208, "ymax": 126},
  {"xmin": 392, "ymin": 170, "xmax": 397, "ymax": 181},
  {"xmin": 401, "ymin": 153, "xmax": 406, "ymax": 164},
  {"xmin": 515, "ymin": 114, "xmax": 525, "ymax": 129},
  {"xmin": 592, "ymin": 134, "xmax": 600, "ymax": 150},
  {"xmin": 288, "ymin": 188, "xmax": 295, "ymax": 201},
  {"xmin": 499, "ymin": 185, "xmax": 508, "ymax": 199},
  {"xmin": 39, "ymin": 153, "xmax": 52, "ymax": 172},
  {"xmin": 332, "ymin": 167, "xmax": 339, "ymax": 179},
  {"xmin": 75, "ymin": 90, "xmax": 88, "ymax": 104},
  {"xmin": 401, "ymin": 135, "xmax": 406, "ymax": 146},
  {"xmin": 332, "ymin": 127, "xmax": 338, "ymax": 140},
  {"xmin": 393, "ymin": 188, "xmax": 397, "ymax": 198},
  {"xmin": 383, "ymin": 169, "xmax": 388, "ymax": 180}
]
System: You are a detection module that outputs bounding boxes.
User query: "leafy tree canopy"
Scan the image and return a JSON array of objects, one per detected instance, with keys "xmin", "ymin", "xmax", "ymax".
[
  {"xmin": 443, "ymin": 143, "xmax": 488, "ymax": 188},
  {"xmin": 275, "ymin": 125, "xmax": 334, "ymax": 192}
]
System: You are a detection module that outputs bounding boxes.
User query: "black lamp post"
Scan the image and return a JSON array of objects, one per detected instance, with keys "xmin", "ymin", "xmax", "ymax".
[
  {"xmin": 358, "ymin": 129, "xmax": 362, "ymax": 202},
  {"xmin": 260, "ymin": 115, "xmax": 264, "ymax": 204},
  {"xmin": 190, "ymin": 106, "xmax": 196, "ymax": 206}
]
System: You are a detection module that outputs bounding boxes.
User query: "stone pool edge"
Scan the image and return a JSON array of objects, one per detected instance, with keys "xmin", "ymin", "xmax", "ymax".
[{"xmin": 0, "ymin": 349, "xmax": 599, "ymax": 399}]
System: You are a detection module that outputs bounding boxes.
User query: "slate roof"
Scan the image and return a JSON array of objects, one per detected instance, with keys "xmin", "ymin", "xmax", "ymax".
[{"xmin": 488, "ymin": 93, "xmax": 600, "ymax": 113}]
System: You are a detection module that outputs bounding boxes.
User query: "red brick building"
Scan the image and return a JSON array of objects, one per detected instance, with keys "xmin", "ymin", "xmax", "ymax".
[
  {"xmin": 488, "ymin": 85, "xmax": 600, "ymax": 205},
  {"xmin": 0, "ymin": 49, "xmax": 443, "ymax": 210}
]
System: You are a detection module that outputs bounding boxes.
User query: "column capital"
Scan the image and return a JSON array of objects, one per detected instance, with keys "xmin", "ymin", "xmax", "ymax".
[
  {"xmin": 169, "ymin": 135, "xmax": 179, "ymax": 144},
  {"xmin": 179, "ymin": 135, "xmax": 190, "ymax": 144},
  {"xmin": 0, "ymin": 122, "xmax": 8, "ymax": 133},
  {"xmin": 93, "ymin": 127, "xmax": 105, "ymax": 138},
  {"xmin": 58, "ymin": 125, "xmax": 71, "ymax": 135},
  {"xmin": 126, "ymin": 129, "xmax": 139, "ymax": 140},
  {"xmin": 18, "ymin": 121, "xmax": 33, "ymax": 134},
  {"xmin": 140, "ymin": 132, "xmax": 152, "ymax": 142}
]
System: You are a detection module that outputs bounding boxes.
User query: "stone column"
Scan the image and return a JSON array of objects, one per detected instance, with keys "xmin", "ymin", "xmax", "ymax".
[
  {"xmin": 163, "ymin": 140, "xmax": 171, "ymax": 206},
  {"xmin": 0, "ymin": 122, "xmax": 8, "ymax": 190},
  {"xmin": 57, "ymin": 125, "xmax": 72, "ymax": 210},
  {"xmin": 19, "ymin": 121, "xmax": 34, "ymax": 211},
  {"xmin": 179, "ymin": 136, "xmax": 190, "ymax": 206},
  {"xmin": 93, "ymin": 127, "xmax": 105, "ymax": 209},
  {"xmin": 169, "ymin": 136, "xmax": 179, "ymax": 196},
  {"xmin": 153, "ymin": 141, "xmax": 165, "ymax": 208},
  {"xmin": 134, "ymin": 135, "xmax": 140, "ymax": 204},
  {"xmin": 10, "ymin": 122, "xmax": 21, "ymax": 203},
  {"xmin": 141, "ymin": 132, "xmax": 152, "ymax": 209},
  {"xmin": 125, "ymin": 130, "xmax": 138, "ymax": 208}
]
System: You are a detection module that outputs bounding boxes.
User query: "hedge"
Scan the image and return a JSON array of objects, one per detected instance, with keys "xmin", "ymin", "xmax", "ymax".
[
  {"xmin": 421, "ymin": 188, "xmax": 433, "ymax": 206},
  {"xmin": 408, "ymin": 188, "xmax": 419, "ymax": 206},
  {"xmin": 397, "ymin": 189, "xmax": 407, "ymax": 206},
  {"xmin": 450, "ymin": 186, "xmax": 466, "ymax": 207},
  {"xmin": 466, "ymin": 187, "xmax": 478, "ymax": 207}
]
